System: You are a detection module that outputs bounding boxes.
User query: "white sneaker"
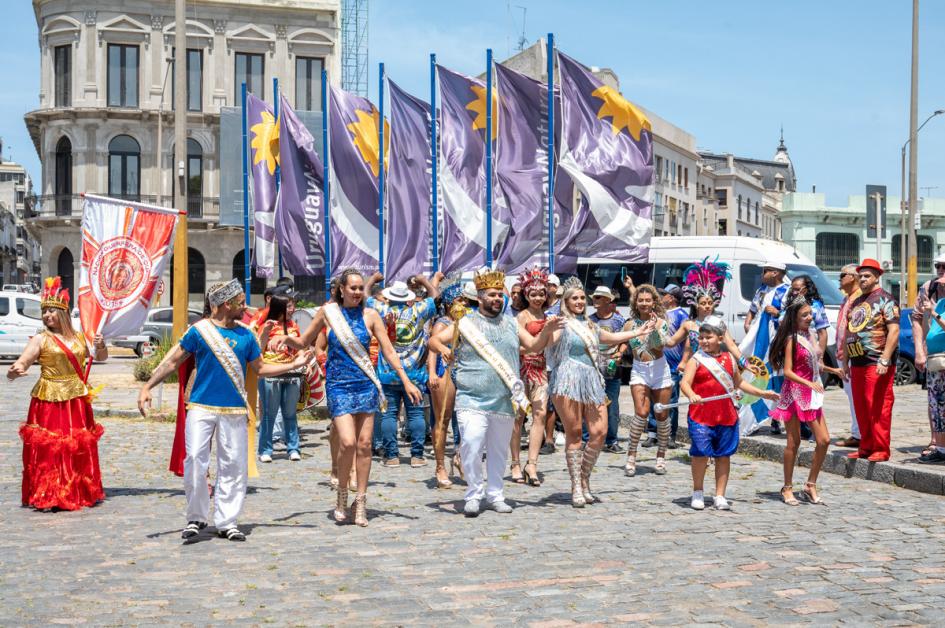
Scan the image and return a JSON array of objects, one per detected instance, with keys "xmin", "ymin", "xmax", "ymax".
[
  {"xmin": 690, "ymin": 491, "xmax": 705, "ymax": 510},
  {"xmin": 464, "ymin": 499, "xmax": 481, "ymax": 517},
  {"xmin": 714, "ymin": 495, "xmax": 731, "ymax": 510},
  {"xmin": 259, "ymin": 454, "xmax": 273, "ymax": 463},
  {"xmin": 554, "ymin": 431, "xmax": 566, "ymax": 447},
  {"xmin": 289, "ymin": 451, "xmax": 301, "ymax": 461}
]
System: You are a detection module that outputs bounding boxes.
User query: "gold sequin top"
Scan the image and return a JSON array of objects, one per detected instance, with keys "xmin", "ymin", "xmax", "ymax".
[{"xmin": 31, "ymin": 332, "xmax": 89, "ymax": 402}]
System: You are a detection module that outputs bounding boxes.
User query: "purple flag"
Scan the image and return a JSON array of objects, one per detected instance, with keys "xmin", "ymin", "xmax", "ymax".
[
  {"xmin": 557, "ymin": 52, "xmax": 654, "ymax": 263},
  {"xmin": 328, "ymin": 85, "xmax": 386, "ymax": 276},
  {"xmin": 275, "ymin": 94, "xmax": 325, "ymax": 275},
  {"xmin": 494, "ymin": 64, "xmax": 547, "ymax": 273},
  {"xmin": 386, "ymin": 81, "xmax": 432, "ymax": 280},
  {"xmin": 247, "ymin": 93, "xmax": 278, "ymax": 277},
  {"xmin": 436, "ymin": 65, "xmax": 509, "ymax": 273}
]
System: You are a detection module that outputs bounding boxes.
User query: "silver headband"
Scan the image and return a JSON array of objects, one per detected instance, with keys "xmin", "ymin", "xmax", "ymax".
[{"xmin": 207, "ymin": 279, "xmax": 243, "ymax": 307}]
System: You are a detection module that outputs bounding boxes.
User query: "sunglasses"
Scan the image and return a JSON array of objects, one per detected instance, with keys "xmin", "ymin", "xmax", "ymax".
[
  {"xmin": 839, "ymin": 272, "xmax": 853, "ymax": 278},
  {"xmin": 935, "ymin": 264, "xmax": 945, "ymax": 270}
]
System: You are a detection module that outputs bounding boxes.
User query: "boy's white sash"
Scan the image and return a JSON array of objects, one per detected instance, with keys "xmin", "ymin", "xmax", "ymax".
[
  {"xmin": 457, "ymin": 315, "xmax": 530, "ymax": 415},
  {"xmin": 323, "ymin": 302, "xmax": 387, "ymax": 413},
  {"xmin": 693, "ymin": 350, "xmax": 738, "ymax": 406}
]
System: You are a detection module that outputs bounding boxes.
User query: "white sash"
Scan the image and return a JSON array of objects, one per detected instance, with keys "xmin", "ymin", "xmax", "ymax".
[
  {"xmin": 457, "ymin": 315, "xmax": 530, "ymax": 415},
  {"xmin": 795, "ymin": 332, "xmax": 824, "ymax": 410},
  {"xmin": 323, "ymin": 303, "xmax": 387, "ymax": 413},
  {"xmin": 566, "ymin": 318, "xmax": 606, "ymax": 388},
  {"xmin": 693, "ymin": 350, "xmax": 738, "ymax": 406}
]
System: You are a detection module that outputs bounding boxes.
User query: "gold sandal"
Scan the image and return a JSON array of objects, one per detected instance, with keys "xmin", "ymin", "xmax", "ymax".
[
  {"xmin": 435, "ymin": 465, "xmax": 453, "ymax": 489},
  {"xmin": 351, "ymin": 493, "xmax": 368, "ymax": 527},
  {"xmin": 781, "ymin": 485, "xmax": 799, "ymax": 506},
  {"xmin": 334, "ymin": 488, "xmax": 349, "ymax": 522},
  {"xmin": 523, "ymin": 460, "xmax": 541, "ymax": 487},
  {"xmin": 802, "ymin": 481, "xmax": 825, "ymax": 505}
]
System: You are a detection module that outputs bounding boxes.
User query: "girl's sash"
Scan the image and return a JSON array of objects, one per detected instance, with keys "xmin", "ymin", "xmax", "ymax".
[
  {"xmin": 323, "ymin": 303, "xmax": 387, "ymax": 413},
  {"xmin": 693, "ymin": 350, "xmax": 738, "ymax": 406},
  {"xmin": 795, "ymin": 332, "xmax": 823, "ymax": 410},
  {"xmin": 457, "ymin": 315, "xmax": 530, "ymax": 415},
  {"xmin": 193, "ymin": 319, "xmax": 259, "ymax": 478}
]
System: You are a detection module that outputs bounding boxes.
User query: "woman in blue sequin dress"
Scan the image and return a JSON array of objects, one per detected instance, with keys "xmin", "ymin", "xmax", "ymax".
[{"xmin": 288, "ymin": 269, "xmax": 421, "ymax": 527}]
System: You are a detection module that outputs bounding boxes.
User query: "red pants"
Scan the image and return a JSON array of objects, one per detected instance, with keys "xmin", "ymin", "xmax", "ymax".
[{"xmin": 850, "ymin": 364, "xmax": 895, "ymax": 459}]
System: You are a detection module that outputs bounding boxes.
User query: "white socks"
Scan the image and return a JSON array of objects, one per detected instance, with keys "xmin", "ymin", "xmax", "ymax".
[{"xmin": 690, "ymin": 490, "xmax": 704, "ymax": 510}]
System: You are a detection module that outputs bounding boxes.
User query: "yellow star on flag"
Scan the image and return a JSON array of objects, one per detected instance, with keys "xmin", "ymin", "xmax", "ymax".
[
  {"xmin": 250, "ymin": 111, "xmax": 280, "ymax": 175},
  {"xmin": 592, "ymin": 85, "xmax": 651, "ymax": 141},
  {"xmin": 466, "ymin": 84, "xmax": 498, "ymax": 140},
  {"xmin": 346, "ymin": 107, "xmax": 390, "ymax": 178}
]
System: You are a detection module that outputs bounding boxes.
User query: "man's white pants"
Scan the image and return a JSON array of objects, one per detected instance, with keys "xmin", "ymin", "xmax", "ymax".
[
  {"xmin": 457, "ymin": 410, "xmax": 514, "ymax": 504},
  {"xmin": 184, "ymin": 406, "xmax": 248, "ymax": 530},
  {"xmin": 843, "ymin": 381, "xmax": 861, "ymax": 439}
]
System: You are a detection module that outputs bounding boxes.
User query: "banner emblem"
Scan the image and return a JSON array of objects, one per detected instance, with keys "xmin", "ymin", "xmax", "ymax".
[{"xmin": 90, "ymin": 236, "xmax": 152, "ymax": 310}]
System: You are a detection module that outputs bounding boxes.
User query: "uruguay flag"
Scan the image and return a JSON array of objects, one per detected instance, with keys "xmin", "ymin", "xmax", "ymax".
[{"xmin": 737, "ymin": 282, "xmax": 789, "ymax": 435}]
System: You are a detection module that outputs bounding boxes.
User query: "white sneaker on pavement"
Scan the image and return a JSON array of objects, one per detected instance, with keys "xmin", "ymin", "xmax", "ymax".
[
  {"xmin": 485, "ymin": 500, "xmax": 513, "ymax": 513},
  {"xmin": 690, "ymin": 491, "xmax": 705, "ymax": 510},
  {"xmin": 464, "ymin": 499, "xmax": 481, "ymax": 517},
  {"xmin": 259, "ymin": 454, "xmax": 272, "ymax": 463},
  {"xmin": 714, "ymin": 495, "xmax": 731, "ymax": 510}
]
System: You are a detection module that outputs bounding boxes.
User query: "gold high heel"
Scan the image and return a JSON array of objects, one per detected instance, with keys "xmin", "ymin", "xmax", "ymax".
[
  {"xmin": 334, "ymin": 488, "xmax": 349, "ymax": 522},
  {"xmin": 351, "ymin": 493, "xmax": 368, "ymax": 527},
  {"xmin": 523, "ymin": 459, "xmax": 541, "ymax": 487},
  {"xmin": 451, "ymin": 452, "xmax": 464, "ymax": 480},
  {"xmin": 510, "ymin": 460, "xmax": 525, "ymax": 484},
  {"xmin": 565, "ymin": 449, "xmax": 586, "ymax": 508},
  {"xmin": 802, "ymin": 482, "xmax": 825, "ymax": 505},
  {"xmin": 781, "ymin": 485, "xmax": 799, "ymax": 506},
  {"xmin": 435, "ymin": 465, "xmax": 453, "ymax": 489},
  {"xmin": 580, "ymin": 446, "xmax": 602, "ymax": 503}
]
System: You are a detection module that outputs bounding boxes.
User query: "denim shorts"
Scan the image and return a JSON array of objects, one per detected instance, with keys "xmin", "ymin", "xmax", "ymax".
[{"xmin": 688, "ymin": 419, "xmax": 739, "ymax": 458}]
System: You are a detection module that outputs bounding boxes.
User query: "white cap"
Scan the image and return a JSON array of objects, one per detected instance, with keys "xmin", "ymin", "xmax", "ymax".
[
  {"xmin": 591, "ymin": 286, "xmax": 615, "ymax": 301},
  {"xmin": 462, "ymin": 281, "xmax": 478, "ymax": 301},
  {"xmin": 934, "ymin": 252, "xmax": 945, "ymax": 265},
  {"xmin": 547, "ymin": 274, "xmax": 561, "ymax": 286},
  {"xmin": 762, "ymin": 261, "xmax": 786, "ymax": 271}
]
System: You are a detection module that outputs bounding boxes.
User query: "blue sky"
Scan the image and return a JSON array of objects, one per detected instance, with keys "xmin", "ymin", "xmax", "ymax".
[{"xmin": 1, "ymin": 1, "xmax": 943, "ymax": 207}]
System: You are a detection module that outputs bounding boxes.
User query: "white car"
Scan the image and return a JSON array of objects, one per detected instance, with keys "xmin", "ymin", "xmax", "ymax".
[{"xmin": 0, "ymin": 291, "xmax": 44, "ymax": 358}]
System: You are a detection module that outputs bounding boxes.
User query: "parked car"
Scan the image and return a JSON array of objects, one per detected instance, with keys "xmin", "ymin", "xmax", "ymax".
[
  {"xmin": 112, "ymin": 307, "xmax": 202, "ymax": 356},
  {"xmin": 2, "ymin": 284, "xmax": 38, "ymax": 294},
  {"xmin": 896, "ymin": 307, "xmax": 923, "ymax": 387},
  {"xmin": 0, "ymin": 291, "xmax": 43, "ymax": 358}
]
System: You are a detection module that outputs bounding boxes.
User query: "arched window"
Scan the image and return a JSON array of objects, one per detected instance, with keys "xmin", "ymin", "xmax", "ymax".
[
  {"xmin": 169, "ymin": 247, "xmax": 206, "ymax": 302},
  {"xmin": 108, "ymin": 135, "xmax": 140, "ymax": 200},
  {"xmin": 232, "ymin": 250, "xmax": 266, "ymax": 296},
  {"xmin": 54, "ymin": 137, "xmax": 72, "ymax": 216},
  {"xmin": 56, "ymin": 247, "xmax": 74, "ymax": 299},
  {"xmin": 815, "ymin": 232, "xmax": 859, "ymax": 271}
]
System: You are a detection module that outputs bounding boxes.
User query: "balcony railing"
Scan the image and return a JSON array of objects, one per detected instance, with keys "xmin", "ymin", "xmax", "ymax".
[{"xmin": 33, "ymin": 195, "xmax": 220, "ymax": 221}]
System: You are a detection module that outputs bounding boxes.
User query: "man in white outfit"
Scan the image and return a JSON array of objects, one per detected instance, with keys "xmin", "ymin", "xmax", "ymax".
[
  {"xmin": 430, "ymin": 268, "xmax": 562, "ymax": 516},
  {"xmin": 138, "ymin": 279, "xmax": 310, "ymax": 541}
]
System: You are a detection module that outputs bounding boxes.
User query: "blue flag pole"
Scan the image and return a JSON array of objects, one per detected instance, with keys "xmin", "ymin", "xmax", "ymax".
[
  {"xmin": 241, "ymin": 82, "xmax": 251, "ymax": 302},
  {"xmin": 322, "ymin": 69, "xmax": 332, "ymax": 283},
  {"xmin": 378, "ymin": 62, "xmax": 386, "ymax": 277},
  {"xmin": 430, "ymin": 53, "xmax": 439, "ymax": 273},
  {"xmin": 546, "ymin": 34, "xmax": 555, "ymax": 274},
  {"xmin": 273, "ymin": 76, "xmax": 284, "ymax": 279},
  {"xmin": 485, "ymin": 48, "xmax": 494, "ymax": 267}
]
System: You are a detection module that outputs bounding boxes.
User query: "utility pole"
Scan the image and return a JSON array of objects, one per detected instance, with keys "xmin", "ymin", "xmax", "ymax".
[
  {"xmin": 907, "ymin": 0, "xmax": 919, "ymax": 306},
  {"xmin": 172, "ymin": 0, "xmax": 189, "ymax": 339}
]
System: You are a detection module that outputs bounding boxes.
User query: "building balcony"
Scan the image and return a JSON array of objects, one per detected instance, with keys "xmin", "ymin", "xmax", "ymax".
[{"xmin": 31, "ymin": 194, "xmax": 220, "ymax": 224}]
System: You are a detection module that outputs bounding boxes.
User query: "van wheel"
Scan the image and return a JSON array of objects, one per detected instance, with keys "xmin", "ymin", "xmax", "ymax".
[{"xmin": 134, "ymin": 342, "xmax": 145, "ymax": 357}]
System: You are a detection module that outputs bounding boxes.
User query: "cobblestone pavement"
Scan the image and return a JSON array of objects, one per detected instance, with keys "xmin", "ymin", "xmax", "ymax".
[{"xmin": 3, "ymin": 369, "xmax": 945, "ymax": 625}]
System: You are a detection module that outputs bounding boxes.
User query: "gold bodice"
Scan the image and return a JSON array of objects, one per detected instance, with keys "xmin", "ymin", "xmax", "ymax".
[{"xmin": 31, "ymin": 332, "xmax": 89, "ymax": 402}]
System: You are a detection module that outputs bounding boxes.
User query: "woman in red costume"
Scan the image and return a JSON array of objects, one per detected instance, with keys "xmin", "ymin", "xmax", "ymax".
[
  {"xmin": 516, "ymin": 267, "xmax": 551, "ymax": 487},
  {"xmin": 7, "ymin": 277, "xmax": 108, "ymax": 511}
]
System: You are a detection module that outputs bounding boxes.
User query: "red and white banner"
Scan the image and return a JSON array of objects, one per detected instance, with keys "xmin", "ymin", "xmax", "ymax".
[{"xmin": 78, "ymin": 194, "xmax": 181, "ymax": 339}]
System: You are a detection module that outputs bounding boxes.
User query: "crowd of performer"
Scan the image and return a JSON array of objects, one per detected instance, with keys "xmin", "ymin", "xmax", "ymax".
[{"xmin": 14, "ymin": 250, "xmax": 944, "ymax": 541}]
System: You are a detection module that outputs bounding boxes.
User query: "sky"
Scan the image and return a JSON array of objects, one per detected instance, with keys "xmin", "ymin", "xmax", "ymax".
[{"xmin": 1, "ymin": 1, "xmax": 943, "ymax": 207}]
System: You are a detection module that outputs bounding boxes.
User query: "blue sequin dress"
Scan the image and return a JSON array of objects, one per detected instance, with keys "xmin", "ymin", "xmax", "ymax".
[{"xmin": 325, "ymin": 306, "xmax": 380, "ymax": 418}]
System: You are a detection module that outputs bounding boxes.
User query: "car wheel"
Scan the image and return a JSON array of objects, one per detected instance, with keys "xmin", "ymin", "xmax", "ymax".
[
  {"xmin": 895, "ymin": 356, "xmax": 917, "ymax": 386},
  {"xmin": 134, "ymin": 342, "xmax": 144, "ymax": 358}
]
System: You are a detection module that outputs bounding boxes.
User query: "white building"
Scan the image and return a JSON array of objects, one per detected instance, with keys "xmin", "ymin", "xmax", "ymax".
[
  {"xmin": 25, "ymin": 0, "xmax": 340, "ymax": 304},
  {"xmin": 0, "ymin": 158, "xmax": 40, "ymax": 285}
]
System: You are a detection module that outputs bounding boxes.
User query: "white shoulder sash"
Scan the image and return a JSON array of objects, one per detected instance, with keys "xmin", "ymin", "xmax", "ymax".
[
  {"xmin": 194, "ymin": 319, "xmax": 251, "ymax": 407},
  {"xmin": 794, "ymin": 332, "xmax": 823, "ymax": 409},
  {"xmin": 693, "ymin": 350, "xmax": 738, "ymax": 406},
  {"xmin": 323, "ymin": 303, "xmax": 387, "ymax": 413},
  {"xmin": 566, "ymin": 318, "xmax": 606, "ymax": 387},
  {"xmin": 457, "ymin": 315, "xmax": 530, "ymax": 415}
]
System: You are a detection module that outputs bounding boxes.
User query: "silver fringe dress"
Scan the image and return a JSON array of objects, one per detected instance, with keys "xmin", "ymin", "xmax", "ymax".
[{"xmin": 546, "ymin": 322, "xmax": 606, "ymax": 405}]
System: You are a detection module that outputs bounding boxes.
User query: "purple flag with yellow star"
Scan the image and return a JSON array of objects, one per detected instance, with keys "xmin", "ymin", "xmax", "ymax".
[
  {"xmin": 386, "ymin": 80, "xmax": 432, "ymax": 281},
  {"xmin": 557, "ymin": 51, "xmax": 653, "ymax": 262},
  {"xmin": 275, "ymin": 94, "xmax": 325, "ymax": 275},
  {"xmin": 494, "ymin": 64, "xmax": 547, "ymax": 273},
  {"xmin": 328, "ymin": 85, "xmax": 387, "ymax": 276},
  {"xmin": 247, "ymin": 93, "xmax": 279, "ymax": 277},
  {"xmin": 436, "ymin": 65, "xmax": 509, "ymax": 273}
]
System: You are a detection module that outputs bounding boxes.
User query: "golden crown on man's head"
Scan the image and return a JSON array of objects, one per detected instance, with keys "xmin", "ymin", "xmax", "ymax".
[{"xmin": 473, "ymin": 267, "xmax": 506, "ymax": 292}]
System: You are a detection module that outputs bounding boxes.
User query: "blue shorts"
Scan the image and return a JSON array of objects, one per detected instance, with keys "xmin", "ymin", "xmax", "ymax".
[{"xmin": 688, "ymin": 419, "xmax": 739, "ymax": 458}]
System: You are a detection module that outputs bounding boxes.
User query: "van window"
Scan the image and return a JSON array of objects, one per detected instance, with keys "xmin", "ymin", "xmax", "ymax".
[
  {"xmin": 653, "ymin": 263, "xmax": 690, "ymax": 290},
  {"xmin": 16, "ymin": 298, "xmax": 42, "ymax": 320},
  {"xmin": 738, "ymin": 264, "xmax": 844, "ymax": 306},
  {"xmin": 573, "ymin": 263, "xmax": 653, "ymax": 303},
  {"xmin": 0, "ymin": 297, "xmax": 9, "ymax": 316}
]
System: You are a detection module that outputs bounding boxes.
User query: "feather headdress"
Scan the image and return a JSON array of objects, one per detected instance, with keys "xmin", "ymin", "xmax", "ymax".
[
  {"xmin": 41, "ymin": 276, "xmax": 70, "ymax": 311},
  {"xmin": 681, "ymin": 257, "xmax": 731, "ymax": 306},
  {"xmin": 520, "ymin": 266, "xmax": 549, "ymax": 294}
]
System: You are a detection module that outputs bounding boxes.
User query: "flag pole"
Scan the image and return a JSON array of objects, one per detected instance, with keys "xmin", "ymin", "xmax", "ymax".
[
  {"xmin": 322, "ymin": 69, "xmax": 332, "ymax": 283},
  {"xmin": 430, "ymin": 53, "xmax": 439, "ymax": 273},
  {"xmin": 241, "ymin": 81, "xmax": 251, "ymax": 302},
  {"xmin": 378, "ymin": 62, "xmax": 386, "ymax": 277},
  {"xmin": 273, "ymin": 76, "xmax": 284, "ymax": 279},
  {"xmin": 485, "ymin": 48, "xmax": 494, "ymax": 267},
  {"xmin": 546, "ymin": 33, "xmax": 556, "ymax": 274}
]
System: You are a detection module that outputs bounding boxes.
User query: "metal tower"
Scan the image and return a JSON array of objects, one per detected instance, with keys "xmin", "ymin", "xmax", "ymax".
[{"xmin": 341, "ymin": 0, "xmax": 369, "ymax": 96}]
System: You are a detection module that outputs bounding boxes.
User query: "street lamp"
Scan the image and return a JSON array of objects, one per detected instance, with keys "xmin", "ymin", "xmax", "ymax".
[{"xmin": 900, "ymin": 108, "xmax": 944, "ymax": 303}]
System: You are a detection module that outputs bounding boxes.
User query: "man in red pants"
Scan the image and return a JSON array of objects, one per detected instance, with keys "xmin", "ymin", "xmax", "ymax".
[{"xmin": 842, "ymin": 258, "xmax": 900, "ymax": 462}]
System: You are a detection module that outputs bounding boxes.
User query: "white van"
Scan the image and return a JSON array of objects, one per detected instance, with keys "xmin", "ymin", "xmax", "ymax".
[
  {"xmin": 570, "ymin": 236, "xmax": 843, "ymax": 355},
  {"xmin": 0, "ymin": 291, "xmax": 44, "ymax": 358}
]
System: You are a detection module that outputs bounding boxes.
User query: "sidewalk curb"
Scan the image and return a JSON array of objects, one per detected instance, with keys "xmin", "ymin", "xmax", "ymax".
[{"xmin": 93, "ymin": 406, "xmax": 144, "ymax": 418}]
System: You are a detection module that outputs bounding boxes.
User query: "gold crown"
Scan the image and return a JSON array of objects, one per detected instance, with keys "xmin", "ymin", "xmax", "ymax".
[
  {"xmin": 41, "ymin": 276, "xmax": 70, "ymax": 311},
  {"xmin": 473, "ymin": 267, "xmax": 506, "ymax": 292}
]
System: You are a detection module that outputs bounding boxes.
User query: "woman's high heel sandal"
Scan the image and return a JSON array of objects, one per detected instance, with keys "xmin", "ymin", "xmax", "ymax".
[
  {"xmin": 351, "ymin": 493, "xmax": 368, "ymax": 527},
  {"xmin": 334, "ymin": 488, "xmax": 349, "ymax": 522},
  {"xmin": 435, "ymin": 465, "xmax": 453, "ymax": 489},
  {"xmin": 523, "ymin": 459, "xmax": 541, "ymax": 487},
  {"xmin": 451, "ymin": 452, "xmax": 464, "ymax": 480},
  {"xmin": 510, "ymin": 461, "xmax": 525, "ymax": 484},
  {"xmin": 802, "ymin": 481, "xmax": 825, "ymax": 505},
  {"xmin": 580, "ymin": 446, "xmax": 602, "ymax": 504},
  {"xmin": 565, "ymin": 449, "xmax": 586, "ymax": 508},
  {"xmin": 624, "ymin": 454, "xmax": 637, "ymax": 477},
  {"xmin": 781, "ymin": 485, "xmax": 799, "ymax": 506}
]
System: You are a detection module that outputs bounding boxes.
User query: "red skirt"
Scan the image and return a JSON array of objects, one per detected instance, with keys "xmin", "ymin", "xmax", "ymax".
[{"xmin": 19, "ymin": 396, "xmax": 105, "ymax": 511}]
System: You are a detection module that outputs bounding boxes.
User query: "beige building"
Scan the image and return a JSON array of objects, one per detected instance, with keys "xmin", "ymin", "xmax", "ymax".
[
  {"xmin": 24, "ymin": 0, "xmax": 340, "ymax": 304},
  {"xmin": 0, "ymin": 159, "xmax": 40, "ymax": 286}
]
